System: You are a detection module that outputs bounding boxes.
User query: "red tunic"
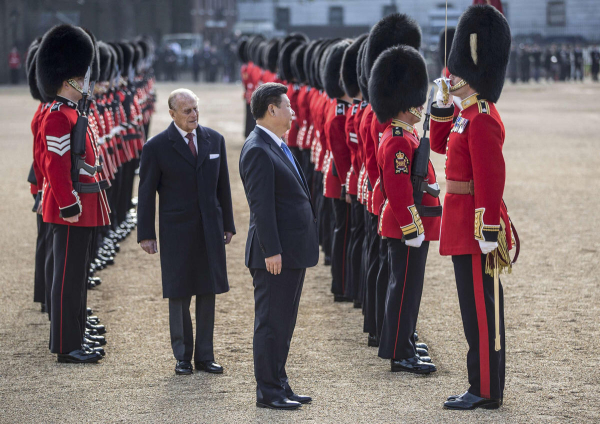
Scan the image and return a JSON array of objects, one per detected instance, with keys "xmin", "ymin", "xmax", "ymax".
[
  {"xmin": 344, "ymin": 100, "xmax": 361, "ymax": 195},
  {"xmin": 41, "ymin": 97, "xmax": 111, "ymax": 227},
  {"xmin": 430, "ymin": 94, "xmax": 512, "ymax": 255},
  {"xmin": 377, "ymin": 120, "xmax": 441, "ymax": 241},
  {"xmin": 370, "ymin": 115, "xmax": 392, "ymax": 216},
  {"xmin": 323, "ymin": 99, "xmax": 346, "ymax": 199}
]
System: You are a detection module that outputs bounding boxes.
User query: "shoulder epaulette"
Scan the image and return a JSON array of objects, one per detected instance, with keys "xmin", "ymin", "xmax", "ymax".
[
  {"xmin": 477, "ymin": 99, "xmax": 491, "ymax": 115},
  {"xmin": 392, "ymin": 126, "xmax": 403, "ymax": 137},
  {"xmin": 336, "ymin": 103, "xmax": 346, "ymax": 116}
]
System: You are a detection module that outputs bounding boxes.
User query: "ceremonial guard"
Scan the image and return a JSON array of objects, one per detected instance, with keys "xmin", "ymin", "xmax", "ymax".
[
  {"xmin": 369, "ymin": 45, "xmax": 441, "ymax": 374},
  {"xmin": 429, "ymin": 5, "xmax": 516, "ymax": 409},
  {"xmin": 37, "ymin": 24, "xmax": 110, "ymax": 363}
]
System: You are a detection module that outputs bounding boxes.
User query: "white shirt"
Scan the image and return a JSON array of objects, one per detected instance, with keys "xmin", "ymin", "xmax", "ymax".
[
  {"xmin": 174, "ymin": 123, "xmax": 197, "ymax": 152},
  {"xmin": 256, "ymin": 124, "xmax": 283, "ymax": 148}
]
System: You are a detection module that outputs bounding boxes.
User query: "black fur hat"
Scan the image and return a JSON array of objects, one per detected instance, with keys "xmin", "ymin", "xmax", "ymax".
[
  {"xmin": 108, "ymin": 42, "xmax": 124, "ymax": 75},
  {"xmin": 313, "ymin": 39, "xmax": 339, "ymax": 90},
  {"xmin": 341, "ymin": 34, "xmax": 368, "ymax": 98},
  {"xmin": 357, "ymin": 40, "xmax": 369, "ymax": 102},
  {"xmin": 98, "ymin": 41, "xmax": 112, "ymax": 82},
  {"xmin": 81, "ymin": 28, "xmax": 100, "ymax": 81},
  {"xmin": 291, "ymin": 43, "xmax": 307, "ymax": 84},
  {"xmin": 253, "ymin": 41, "xmax": 267, "ymax": 69},
  {"xmin": 323, "ymin": 39, "xmax": 351, "ymax": 99},
  {"xmin": 369, "ymin": 45, "xmax": 428, "ymax": 123},
  {"xmin": 438, "ymin": 27, "xmax": 456, "ymax": 66},
  {"xmin": 137, "ymin": 39, "xmax": 150, "ymax": 59},
  {"xmin": 26, "ymin": 38, "xmax": 45, "ymax": 102},
  {"xmin": 36, "ymin": 24, "xmax": 94, "ymax": 99},
  {"xmin": 131, "ymin": 41, "xmax": 143, "ymax": 72},
  {"xmin": 278, "ymin": 39, "xmax": 302, "ymax": 82},
  {"xmin": 365, "ymin": 13, "xmax": 421, "ymax": 79},
  {"xmin": 265, "ymin": 39, "xmax": 280, "ymax": 73},
  {"xmin": 237, "ymin": 36, "xmax": 249, "ymax": 63},
  {"xmin": 447, "ymin": 4, "xmax": 511, "ymax": 103},
  {"xmin": 246, "ymin": 35, "xmax": 265, "ymax": 65},
  {"xmin": 303, "ymin": 40, "xmax": 321, "ymax": 87},
  {"xmin": 107, "ymin": 44, "xmax": 119, "ymax": 81},
  {"xmin": 118, "ymin": 41, "xmax": 134, "ymax": 77}
]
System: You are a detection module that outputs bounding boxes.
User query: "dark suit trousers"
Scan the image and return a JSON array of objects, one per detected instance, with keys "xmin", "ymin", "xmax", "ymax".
[
  {"xmin": 453, "ymin": 254, "xmax": 505, "ymax": 400},
  {"xmin": 168, "ymin": 294, "xmax": 215, "ymax": 362},
  {"xmin": 331, "ymin": 198, "xmax": 350, "ymax": 296},
  {"xmin": 251, "ymin": 267, "xmax": 305, "ymax": 403},
  {"xmin": 378, "ymin": 239, "xmax": 429, "ymax": 360}
]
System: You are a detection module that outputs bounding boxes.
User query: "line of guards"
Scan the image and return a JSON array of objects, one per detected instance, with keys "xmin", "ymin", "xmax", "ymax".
[
  {"xmin": 239, "ymin": 6, "xmax": 518, "ymax": 410},
  {"xmin": 26, "ymin": 24, "xmax": 156, "ymax": 363}
]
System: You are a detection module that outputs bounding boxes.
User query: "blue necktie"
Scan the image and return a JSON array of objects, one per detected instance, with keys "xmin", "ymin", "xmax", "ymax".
[{"xmin": 280, "ymin": 142, "xmax": 301, "ymax": 178}]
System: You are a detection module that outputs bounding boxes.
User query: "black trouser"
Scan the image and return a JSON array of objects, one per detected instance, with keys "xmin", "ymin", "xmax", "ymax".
[
  {"xmin": 375, "ymin": 236, "xmax": 389, "ymax": 341},
  {"xmin": 44, "ymin": 221, "xmax": 54, "ymax": 320},
  {"xmin": 251, "ymin": 267, "xmax": 305, "ymax": 403},
  {"xmin": 168, "ymin": 294, "xmax": 215, "ymax": 362},
  {"xmin": 245, "ymin": 103, "xmax": 255, "ymax": 138},
  {"xmin": 34, "ymin": 214, "xmax": 47, "ymax": 304},
  {"xmin": 331, "ymin": 198, "xmax": 350, "ymax": 296},
  {"xmin": 452, "ymin": 254, "xmax": 505, "ymax": 400},
  {"xmin": 359, "ymin": 206, "xmax": 370, "ymax": 312},
  {"xmin": 378, "ymin": 239, "xmax": 429, "ymax": 360},
  {"xmin": 320, "ymin": 190, "xmax": 332, "ymax": 259},
  {"xmin": 346, "ymin": 196, "xmax": 364, "ymax": 301},
  {"xmin": 50, "ymin": 224, "xmax": 93, "ymax": 354},
  {"xmin": 363, "ymin": 212, "xmax": 379, "ymax": 335}
]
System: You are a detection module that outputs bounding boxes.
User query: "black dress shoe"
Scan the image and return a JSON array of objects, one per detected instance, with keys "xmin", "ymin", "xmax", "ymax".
[
  {"xmin": 447, "ymin": 392, "xmax": 466, "ymax": 401},
  {"xmin": 87, "ymin": 308, "xmax": 93, "ymax": 316},
  {"xmin": 413, "ymin": 331, "xmax": 419, "ymax": 341},
  {"xmin": 324, "ymin": 256, "xmax": 331, "ymax": 266},
  {"xmin": 288, "ymin": 394, "xmax": 312, "ymax": 404},
  {"xmin": 417, "ymin": 354, "xmax": 432, "ymax": 363},
  {"xmin": 195, "ymin": 360, "xmax": 223, "ymax": 374},
  {"xmin": 416, "ymin": 347, "xmax": 429, "ymax": 357},
  {"xmin": 85, "ymin": 333, "xmax": 106, "ymax": 346},
  {"xmin": 256, "ymin": 399, "xmax": 301, "ymax": 410},
  {"xmin": 175, "ymin": 360, "xmax": 193, "ymax": 375},
  {"xmin": 415, "ymin": 342, "xmax": 428, "ymax": 350},
  {"xmin": 41, "ymin": 303, "xmax": 47, "ymax": 313},
  {"xmin": 390, "ymin": 356, "xmax": 437, "ymax": 374},
  {"xmin": 57, "ymin": 349, "xmax": 102, "ymax": 363},
  {"xmin": 86, "ymin": 322, "xmax": 106, "ymax": 335},
  {"xmin": 367, "ymin": 333, "xmax": 379, "ymax": 347},
  {"xmin": 443, "ymin": 391, "xmax": 502, "ymax": 410},
  {"xmin": 83, "ymin": 344, "xmax": 105, "ymax": 357}
]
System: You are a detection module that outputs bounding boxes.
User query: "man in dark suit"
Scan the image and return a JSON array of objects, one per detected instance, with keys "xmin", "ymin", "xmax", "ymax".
[
  {"xmin": 239, "ymin": 83, "xmax": 319, "ymax": 410},
  {"xmin": 137, "ymin": 89, "xmax": 235, "ymax": 375}
]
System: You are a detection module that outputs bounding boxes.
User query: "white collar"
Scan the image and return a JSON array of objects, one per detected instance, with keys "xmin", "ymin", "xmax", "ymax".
[
  {"xmin": 256, "ymin": 124, "xmax": 283, "ymax": 148},
  {"xmin": 174, "ymin": 122, "xmax": 197, "ymax": 140}
]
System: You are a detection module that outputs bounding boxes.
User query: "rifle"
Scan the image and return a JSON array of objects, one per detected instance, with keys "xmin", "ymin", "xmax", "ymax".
[{"xmin": 411, "ymin": 87, "xmax": 442, "ymax": 217}]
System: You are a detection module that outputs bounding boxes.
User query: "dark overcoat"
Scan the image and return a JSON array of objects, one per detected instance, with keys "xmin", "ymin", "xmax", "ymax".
[
  {"xmin": 137, "ymin": 122, "xmax": 235, "ymax": 298},
  {"xmin": 239, "ymin": 126, "xmax": 319, "ymax": 270}
]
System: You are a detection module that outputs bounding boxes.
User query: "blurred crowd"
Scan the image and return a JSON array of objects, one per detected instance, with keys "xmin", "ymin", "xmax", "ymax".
[{"xmin": 508, "ymin": 43, "xmax": 600, "ymax": 83}]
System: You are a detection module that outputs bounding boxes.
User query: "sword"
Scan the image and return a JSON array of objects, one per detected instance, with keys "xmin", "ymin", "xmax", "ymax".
[
  {"xmin": 77, "ymin": 66, "xmax": 91, "ymax": 113},
  {"xmin": 422, "ymin": 86, "xmax": 435, "ymax": 138}
]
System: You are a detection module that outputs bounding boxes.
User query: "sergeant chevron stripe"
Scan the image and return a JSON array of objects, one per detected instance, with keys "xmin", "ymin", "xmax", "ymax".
[
  {"xmin": 349, "ymin": 132, "xmax": 358, "ymax": 144},
  {"xmin": 47, "ymin": 134, "xmax": 71, "ymax": 156}
]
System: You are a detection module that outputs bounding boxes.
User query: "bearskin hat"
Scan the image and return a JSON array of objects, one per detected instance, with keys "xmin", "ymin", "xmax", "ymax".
[
  {"xmin": 237, "ymin": 36, "xmax": 249, "ymax": 63},
  {"xmin": 265, "ymin": 39, "xmax": 280, "ymax": 73},
  {"xmin": 246, "ymin": 35, "xmax": 265, "ymax": 65},
  {"xmin": 278, "ymin": 39, "xmax": 303, "ymax": 82},
  {"xmin": 253, "ymin": 41, "xmax": 267, "ymax": 69},
  {"xmin": 313, "ymin": 39, "xmax": 339, "ymax": 90},
  {"xmin": 369, "ymin": 46, "xmax": 428, "ymax": 124},
  {"xmin": 118, "ymin": 41, "xmax": 134, "ymax": 77},
  {"xmin": 357, "ymin": 40, "xmax": 369, "ymax": 102},
  {"xmin": 108, "ymin": 42, "xmax": 124, "ymax": 75},
  {"xmin": 98, "ymin": 41, "xmax": 112, "ymax": 82},
  {"xmin": 365, "ymin": 13, "xmax": 421, "ymax": 79},
  {"xmin": 341, "ymin": 34, "xmax": 368, "ymax": 98},
  {"xmin": 107, "ymin": 44, "xmax": 119, "ymax": 81},
  {"xmin": 81, "ymin": 28, "xmax": 100, "ymax": 81},
  {"xmin": 291, "ymin": 43, "xmax": 308, "ymax": 84},
  {"xmin": 137, "ymin": 39, "xmax": 150, "ymax": 60},
  {"xmin": 131, "ymin": 42, "xmax": 143, "ymax": 72},
  {"xmin": 447, "ymin": 4, "xmax": 511, "ymax": 103},
  {"xmin": 438, "ymin": 27, "xmax": 456, "ymax": 66},
  {"xmin": 36, "ymin": 24, "xmax": 94, "ymax": 99},
  {"xmin": 303, "ymin": 40, "xmax": 320, "ymax": 87},
  {"xmin": 323, "ymin": 39, "xmax": 351, "ymax": 100},
  {"xmin": 26, "ymin": 38, "xmax": 45, "ymax": 102}
]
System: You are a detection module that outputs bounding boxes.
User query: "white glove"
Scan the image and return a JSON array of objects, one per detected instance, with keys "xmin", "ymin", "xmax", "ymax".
[
  {"xmin": 405, "ymin": 233, "xmax": 425, "ymax": 248},
  {"xmin": 478, "ymin": 240, "xmax": 498, "ymax": 254},
  {"xmin": 436, "ymin": 89, "xmax": 454, "ymax": 108}
]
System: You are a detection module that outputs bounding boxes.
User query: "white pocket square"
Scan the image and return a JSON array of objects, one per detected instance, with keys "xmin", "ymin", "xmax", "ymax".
[{"xmin": 209, "ymin": 154, "xmax": 220, "ymax": 159}]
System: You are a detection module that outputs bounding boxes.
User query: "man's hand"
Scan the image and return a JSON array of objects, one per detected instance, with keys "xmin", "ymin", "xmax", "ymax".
[
  {"xmin": 436, "ymin": 87, "xmax": 453, "ymax": 108},
  {"xmin": 36, "ymin": 202, "xmax": 43, "ymax": 215},
  {"xmin": 405, "ymin": 233, "xmax": 425, "ymax": 248},
  {"xmin": 224, "ymin": 232, "xmax": 234, "ymax": 245},
  {"xmin": 63, "ymin": 213, "xmax": 81, "ymax": 223},
  {"xmin": 265, "ymin": 254, "xmax": 282, "ymax": 275},
  {"xmin": 140, "ymin": 239, "xmax": 158, "ymax": 254},
  {"xmin": 345, "ymin": 193, "xmax": 352, "ymax": 204},
  {"xmin": 478, "ymin": 240, "xmax": 498, "ymax": 255}
]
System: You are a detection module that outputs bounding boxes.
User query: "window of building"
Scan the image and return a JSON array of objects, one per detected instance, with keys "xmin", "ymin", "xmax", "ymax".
[
  {"xmin": 547, "ymin": 1, "xmax": 566, "ymax": 27},
  {"xmin": 382, "ymin": 5, "xmax": 398, "ymax": 17},
  {"xmin": 329, "ymin": 6, "xmax": 344, "ymax": 26},
  {"xmin": 275, "ymin": 7, "xmax": 290, "ymax": 30}
]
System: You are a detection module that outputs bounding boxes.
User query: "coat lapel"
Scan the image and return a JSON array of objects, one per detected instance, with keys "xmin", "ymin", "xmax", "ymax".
[
  {"xmin": 254, "ymin": 127, "xmax": 307, "ymax": 194},
  {"xmin": 195, "ymin": 125, "xmax": 211, "ymax": 168},
  {"xmin": 168, "ymin": 122, "xmax": 196, "ymax": 167}
]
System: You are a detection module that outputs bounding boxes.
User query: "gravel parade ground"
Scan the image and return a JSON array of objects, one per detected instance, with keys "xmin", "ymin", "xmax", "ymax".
[{"xmin": 0, "ymin": 81, "xmax": 598, "ymax": 423}]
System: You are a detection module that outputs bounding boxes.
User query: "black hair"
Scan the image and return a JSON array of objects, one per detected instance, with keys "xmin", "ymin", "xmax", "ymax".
[{"xmin": 250, "ymin": 82, "xmax": 288, "ymax": 120}]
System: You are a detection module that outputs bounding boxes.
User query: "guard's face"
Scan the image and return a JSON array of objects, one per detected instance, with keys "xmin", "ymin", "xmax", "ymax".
[
  {"xmin": 170, "ymin": 95, "xmax": 198, "ymax": 132},
  {"xmin": 270, "ymin": 94, "xmax": 294, "ymax": 131}
]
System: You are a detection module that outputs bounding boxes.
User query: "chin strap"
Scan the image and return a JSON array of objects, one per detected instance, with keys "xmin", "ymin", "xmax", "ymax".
[{"xmin": 67, "ymin": 79, "xmax": 84, "ymax": 94}]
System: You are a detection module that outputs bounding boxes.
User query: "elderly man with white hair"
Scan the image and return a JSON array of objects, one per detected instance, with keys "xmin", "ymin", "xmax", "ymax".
[{"xmin": 137, "ymin": 88, "xmax": 236, "ymax": 375}]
